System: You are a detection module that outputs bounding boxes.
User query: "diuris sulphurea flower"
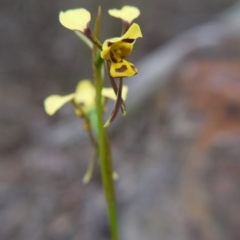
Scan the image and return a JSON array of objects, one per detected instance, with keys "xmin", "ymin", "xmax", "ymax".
[
  {"xmin": 101, "ymin": 23, "xmax": 142, "ymax": 78},
  {"xmin": 44, "ymin": 80, "xmax": 128, "ymax": 132},
  {"xmin": 101, "ymin": 22, "xmax": 142, "ymax": 126},
  {"xmin": 44, "ymin": 80, "xmax": 127, "ymax": 183},
  {"xmin": 100, "ymin": 7, "xmax": 142, "ymax": 125}
]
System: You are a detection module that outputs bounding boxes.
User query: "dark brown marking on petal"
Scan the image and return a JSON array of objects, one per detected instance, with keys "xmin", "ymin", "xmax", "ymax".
[
  {"xmin": 107, "ymin": 41, "xmax": 113, "ymax": 47},
  {"xmin": 122, "ymin": 38, "xmax": 135, "ymax": 43},
  {"xmin": 110, "ymin": 52, "xmax": 118, "ymax": 63},
  {"xmin": 115, "ymin": 65, "xmax": 127, "ymax": 73}
]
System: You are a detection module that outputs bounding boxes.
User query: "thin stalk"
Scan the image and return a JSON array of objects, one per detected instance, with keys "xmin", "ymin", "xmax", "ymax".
[
  {"xmin": 93, "ymin": 7, "xmax": 119, "ymax": 239},
  {"xmin": 94, "ymin": 60, "xmax": 119, "ymax": 240}
]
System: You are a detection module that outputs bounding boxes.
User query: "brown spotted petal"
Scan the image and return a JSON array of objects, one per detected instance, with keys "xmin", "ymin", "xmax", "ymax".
[{"xmin": 110, "ymin": 59, "xmax": 138, "ymax": 78}]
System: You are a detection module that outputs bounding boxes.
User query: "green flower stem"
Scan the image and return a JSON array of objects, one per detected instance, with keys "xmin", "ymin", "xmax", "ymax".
[{"xmin": 94, "ymin": 52, "xmax": 119, "ymax": 240}]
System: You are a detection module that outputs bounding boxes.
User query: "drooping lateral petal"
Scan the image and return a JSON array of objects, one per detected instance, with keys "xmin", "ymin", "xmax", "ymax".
[
  {"xmin": 102, "ymin": 86, "xmax": 128, "ymax": 101},
  {"xmin": 121, "ymin": 23, "xmax": 143, "ymax": 40},
  {"xmin": 59, "ymin": 8, "xmax": 91, "ymax": 32},
  {"xmin": 104, "ymin": 78, "xmax": 123, "ymax": 127},
  {"xmin": 74, "ymin": 80, "xmax": 96, "ymax": 114},
  {"xmin": 110, "ymin": 59, "xmax": 138, "ymax": 78},
  {"xmin": 44, "ymin": 94, "xmax": 75, "ymax": 115},
  {"xmin": 108, "ymin": 6, "xmax": 140, "ymax": 23}
]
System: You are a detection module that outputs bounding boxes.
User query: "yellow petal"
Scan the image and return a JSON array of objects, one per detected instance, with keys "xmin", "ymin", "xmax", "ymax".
[
  {"xmin": 113, "ymin": 41, "xmax": 134, "ymax": 59},
  {"xmin": 110, "ymin": 59, "xmax": 138, "ymax": 78},
  {"xmin": 59, "ymin": 8, "xmax": 91, "ymax": 32},
  {"xmin": 108, "ymin": 6, "xmax": 140, "ymax": 23},
  {"xmin": 101, "ymin": 43, "xmax": 127, "ymax": 61},
  {"xmin": 44, "ymin": 94, "xmax": 75, "ymax": 115},
  {"xmin": 74, "ymin": 80, "xmax": 96, "ymax": 114},
  {"xmin": 101, "ymin": 23, "xmax": 142, "ymax": 58},
  {"xmin": 102, "ymin": 37, "xmax": 121, "ymax": 51},
  {"xmin": 101, "ymin": 23, "xmax": 142, "ymax": 50},
  {"xmin": 100, "ymin": 47, "xmax": 110, "ymax": 60},
  {"xmin": 102, "ymin": 86, "xmax": 128, "ymax": 101},
  {"xmin": 101, "ymin": 88, "xmax": 116, "ymax": 100},
  {"xmin": 101, "ymin": 39, "xmax": 134, "ymax": 61},
  {"xmin": 121, "ymin": 23, "xmax": 142, "ymax": 40}
]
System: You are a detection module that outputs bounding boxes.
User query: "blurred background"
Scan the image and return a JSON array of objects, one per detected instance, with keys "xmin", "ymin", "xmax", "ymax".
[{"xmin": 1, "ymin": 0, "xmax": 240, "ymax": 239}]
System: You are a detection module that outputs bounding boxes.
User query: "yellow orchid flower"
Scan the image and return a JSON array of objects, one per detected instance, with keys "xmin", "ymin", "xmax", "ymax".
[
  {"xmin": 108, "ymin": 6, "xmax": 140, "ymax": 24},
  {"xmin": 44, "ymin": 80, "xmax": 126, "ymax": 184},
  {"xmin": 100, "ymin": 23, "xmax": 142, "ymax": 78},
  {"xmin": 44, "ymin": 79, "xmax": 128, "ymax": 118},
  {"xmin": 59, "ymin": 8, "xmax": 91, "ymax": 32}
]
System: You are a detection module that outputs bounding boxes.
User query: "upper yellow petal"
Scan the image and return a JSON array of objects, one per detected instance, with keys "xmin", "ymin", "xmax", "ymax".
[
  {"xmin": 59, "ymin": 8, "xmax": 91, "ymax": 32},
  {"xmin": 74, "ymin": 80, "xmax": 96, "ymax": 114},
  {"xmin": 102, "ymin": 85, "xmax": 128, "ymax": 101},
  {"xmin": 101, "ymin": 23, "xmax": 142, "ymax": 52},
  {"xmin": 108, "ymin": 6, "xmax": 140, "ymax": 23},
  {"xmin": 121, "ymin": 23, "xmax": 142, "ymax": 40},
  {"xmin": 44, "ymin": 94, "xmax": 75, "ymax": 115}
]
